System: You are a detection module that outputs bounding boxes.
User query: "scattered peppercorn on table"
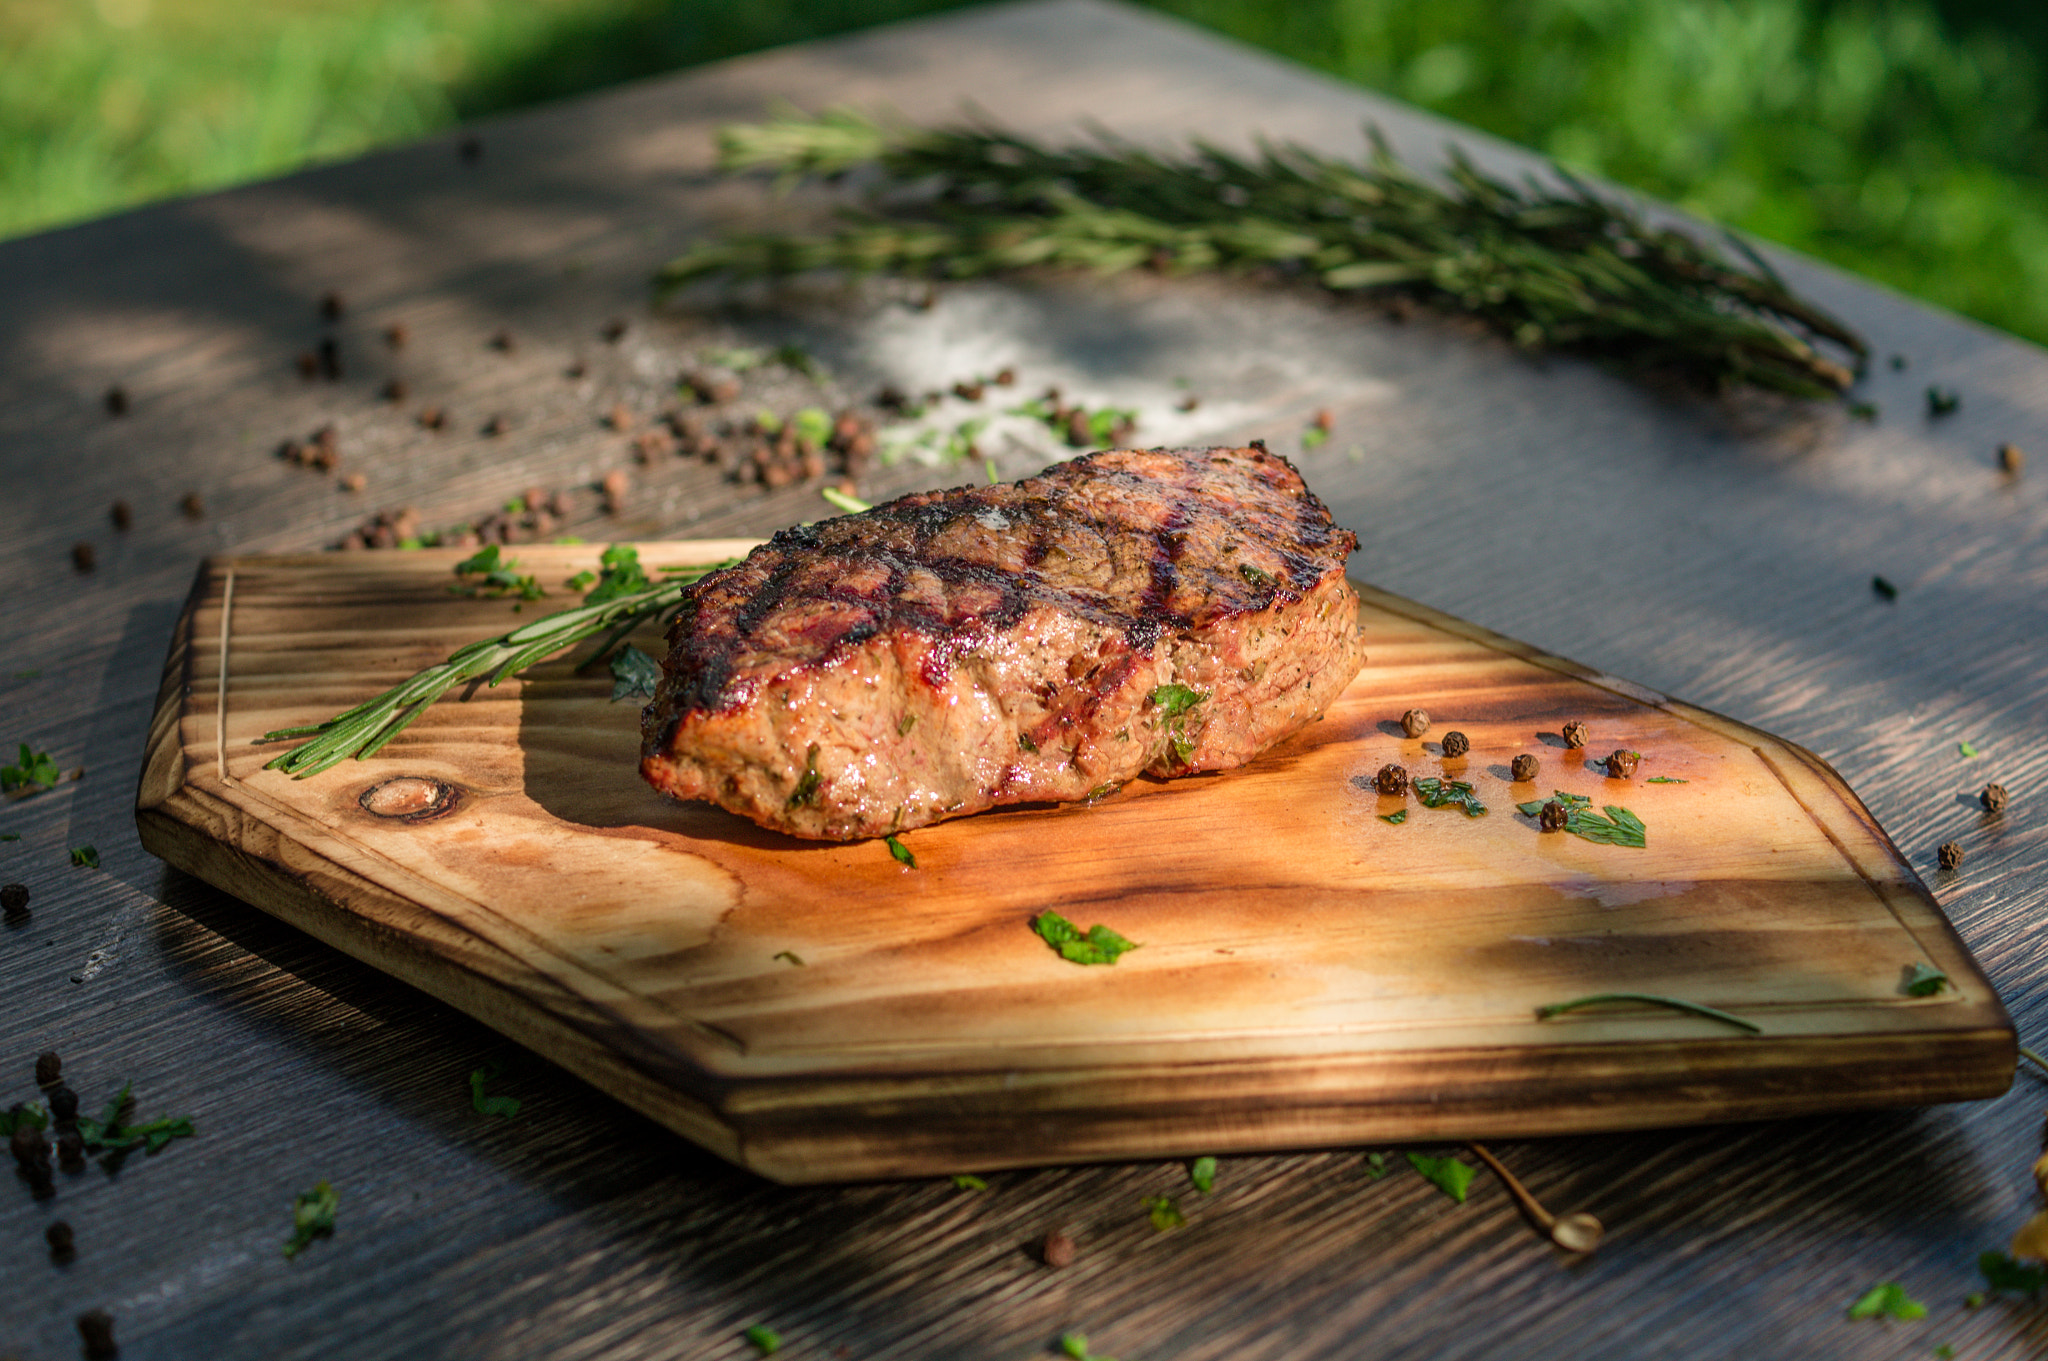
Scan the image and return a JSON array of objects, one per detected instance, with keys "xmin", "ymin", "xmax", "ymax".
[{"xmin": 5, "ymin": 2, "xmax": 2048, "ymax": 1358}]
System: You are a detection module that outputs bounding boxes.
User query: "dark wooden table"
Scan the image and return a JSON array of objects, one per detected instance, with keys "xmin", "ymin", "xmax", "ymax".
[{"xmin": 6, "ymin": 2, "xmax": 2046, "ymax": 1356}]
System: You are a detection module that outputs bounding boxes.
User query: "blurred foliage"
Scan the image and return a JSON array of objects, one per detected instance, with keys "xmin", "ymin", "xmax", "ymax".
[
  {"xmin": 1157, "ymin": 0, "xmax": 2048, "ymax": 343},
  {"xmin": 4, "ymin": 0, "xmax": 2047, "ymax": 344}
]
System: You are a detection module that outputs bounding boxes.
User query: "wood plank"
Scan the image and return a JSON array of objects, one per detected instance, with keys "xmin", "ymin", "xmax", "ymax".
[{"xmin": 136, "ymin": 543, "xmax": 2012, "ymax": 1181}]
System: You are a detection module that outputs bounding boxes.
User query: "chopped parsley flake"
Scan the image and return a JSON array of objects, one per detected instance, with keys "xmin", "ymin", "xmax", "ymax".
[
  {"xmin": 1, "ymin": 743, "xmax": 60, "ymax": 793},
  {"xmin": 1406, "ymin": 1152, "xmax": 1477, "ymax": 1203},
  {"xmin": 608, "ymin": 644, "xmax": 660, "ymax": 701},
  {"xmin": 1517, "ymin": 791, "xmax": 1644, "ymax": 847},
  {"xmin": 0, "ymin": 1104, "xmax": 48, "ymax": 1135},
  {"xmin": 1380, "ymin": 809, "xmax": 1408, "ymax": 825},
  {"xmin": 580, "ymin": 545, "xmax": 654, "ymax": 605},
  {"xmin": 469, "ymin": 1063, "xmax": 521, "ymax": 1119},
  {"xmin": 1902, "ymin": 963, "xmax": 1949, "ymax": 997},
  {"xmin": 1414, "ymin": 777, "xmax": 1486, "ymax": 817},
  {"xmin": 563, "ymin": 569, "xmax": 596, "ymax": 591},
  {"xmin": 1018, "ymin": 732, "xmax": 1039, "ymax": 754},
  {"xmin": 1032, "ymin": 911, "xmax": 1139, "ymax": 966},
  {"xmin": 1189, "ymin": 1156, "xmax": 1217, "ymax": 1193},
  {"xmin": 786, "ymin": 744, "xmax": 822, "ymax": 810},
  {"xmin": 1148, "ymin": 683, "xmax": 1208, "ymax": 765},
  {"xmin": 1959, "ymin": 740, "xmax": 1981, "ymax": 758},
  {"xmin": 451, "ymin": 545, "xmax": 544, "ymax": 602},
  {"xmin": 1238, "ymin": 562, "xmax": 1277, "ymax": 589},
  {"xmin": 72, "ymin": 1081, "xmax": 195, "ymax": 1155},
  {"xmin": 1300, "ymin": 425, "xmax": 1330, "ymax": 449},
  {"xmin": 1361, "ymin": 1152, "xmax": 1389, "ymax": 1181},
  {"xmin": 793, "ymin": 406, "xmax": 833, "ymax": 447},
  {"xmin": 1645, "ymin": 776, "xmax": 1688, "ymax": 784},
  {"xmin": 743, "ymin": 1324, "xmax": 782, "ymax": 1355},
  {"xmin": 951, "ymin": 1173, "xmax": 987, "ymax": 1191},
  {"xmin": 1060, "ymin": 1332, "xmax": 1118, "ymax": 1361},
  {"xmin": 1144, "ymin": 1194, "xmax": 1184, "ymax": 1231},
  {"xmin": 1978, "ymin": 1251, "xmax": 2047, "ymax": 1295},
  {"xmin": 885, "ymin": 834, "xmax": 916, "ymax": 868},
  {"xmin": 69, "ymin": 845, "xmax": 99, "ymax": 868},
  {"xmin": 1847, "ymin": 1281, "xmax": 1927, "ymax": 1321},
  {"xmin": 284, "ymin": 1180, "xmax": 338, "ymax": 1258}
]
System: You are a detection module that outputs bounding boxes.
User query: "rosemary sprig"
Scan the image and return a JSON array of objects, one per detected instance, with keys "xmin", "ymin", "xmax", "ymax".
[
  {"xmin": 660, "ymin": 109, "xmax": 1865, "ymax": 399},
  {"xmin": 258, "ymin": 548, "xmax": 739, "ymax": 778}
]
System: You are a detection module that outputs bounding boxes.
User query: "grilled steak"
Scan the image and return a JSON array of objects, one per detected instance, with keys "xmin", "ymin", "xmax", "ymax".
[{"xmin": 640, "ymin": 445, "xmax": 1363, "ymax": 839}]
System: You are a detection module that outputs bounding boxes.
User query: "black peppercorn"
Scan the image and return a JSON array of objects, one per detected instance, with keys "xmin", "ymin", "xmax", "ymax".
[
  {"xmin": 10, "ymin": 1120, "xmax": 47, "ymax": 1168},
  {"xmin": 1539, "ymin": 801, "xmax": 1568, "ymax": 832},
  {"xmin": 36, "ymin": 1051, "xmax": 61, "ymax": 1087},
  {"xmin": 1400, "ymin": 708, "xmax": 1430, "ymax": 738},
  {"xmin": 1980, "ymin": 783, "xmax": 2009, "ymax": 813},
  {"xmin": 317, "ymin": 337, "xmax": 342, "ymax": 380},
  {"xmin": 1926, "ymin": 385, "xmax": 1960, "ymax": 417},
  {"xmin": 1561, "ymin": 720, "xmax": 1589, "ymax": 748},
  {"xmin": 110, "ymin": 500, "xmax": 132, "ymax": 530},
  {"xmin": 57, "ymin": 1128, "xmax": 85, "ymax": 1171},
  {"xmin": 180, "ymin": 491, "xmax": 205, "ymax": 520},
  {"xmin": 78, "ymin": 1308, "xmax": 118, "ymax": 1360},
  {"xmin": 1, "ymin": 881, "xmax": 28, "ymax": 919},
  {"xmin": 49, "ymin": 1085, "xmax": 79, "ymax": 1123},
  {"xmin": 1938, "ymin": 841, "xmax": 1964, "ymax": 872},
  {"xmin": 1510, "ymin": 754, "xmax": 1538, "ymax": 782},
  {"xmin": 47, "ymin": 1220, "xmax": 74, "ymax": 1261},
  {"xmin": 104, "ymin": 386, "xmax": 128, "ymax": 416},
  {"xmin": 1374, "ymin": 763, "xmax": 1409, "ymax": 796},
  {"xmin": 1872, "ymin": 574, "xmax": 1898, "ymax": 601},
  {"xmin": 72, "ymin": 541, "xmax": 96, "ymax": 573},
  {"xmin": 319, "ymin": 291, "xmax": 344, "ymax": 322},
  {"xmin": 1604, "ymin": 749, "xmax": 1640, "ymax": 779},
  {"xmin": 1441, "ymin": 731, "xmax": 1470, "ymax": 759}
]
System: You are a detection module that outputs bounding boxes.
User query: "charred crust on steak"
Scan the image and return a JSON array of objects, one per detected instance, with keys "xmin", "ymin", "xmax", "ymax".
[{"xmin": 641, "ymin": 446, "xmax": 1363, "ymax": 839}]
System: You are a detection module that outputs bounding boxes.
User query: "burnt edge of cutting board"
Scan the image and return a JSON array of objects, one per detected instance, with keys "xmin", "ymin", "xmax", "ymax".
[{"xmin": 136, "ymin": 552, "xmax": 2015, "ymax": 1184}]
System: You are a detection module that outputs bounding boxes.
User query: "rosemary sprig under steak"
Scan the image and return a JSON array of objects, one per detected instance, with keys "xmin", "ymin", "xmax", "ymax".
[
  {"xmin": 258, "ymin": 549, "xmax": 738, "ymax": 778},
  {"xmin": 659, "ymin": 108, "xmax": 1865, "ymax": 399}
]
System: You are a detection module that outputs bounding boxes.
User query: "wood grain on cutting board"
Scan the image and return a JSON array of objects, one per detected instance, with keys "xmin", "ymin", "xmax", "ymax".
[{"xmin": 136, "ymin": 544, "xmax": 2013, "ymax": 1183}]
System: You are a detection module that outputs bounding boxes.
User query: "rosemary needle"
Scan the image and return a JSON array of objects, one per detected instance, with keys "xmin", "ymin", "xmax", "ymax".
[
  {"xmin": 1535, "ymin": 992, "xmax": 1762, "ymax": 1034},
  {"xmin": 258, "ymin": 554, "xmax": 739, "ymax": 777},
  {"xmin": 661, "ymin": 108, "xmax": 1866, "ymax": 401}
]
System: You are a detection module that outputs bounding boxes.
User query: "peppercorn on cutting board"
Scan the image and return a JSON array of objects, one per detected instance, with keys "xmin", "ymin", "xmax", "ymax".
[{"xmin": 136, "ymin": 544, "xmax": 2012, "ymax": 1183}]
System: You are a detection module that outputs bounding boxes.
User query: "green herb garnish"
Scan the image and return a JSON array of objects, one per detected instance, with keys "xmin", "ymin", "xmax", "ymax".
[
  {"xmin": 1380, "ymin": 809, "xmax": 1408, "ymax": 824},
  {"xmin": 1032, "ymin": 910, "xmax": 1140, "ymax": 966},
  {"xmin": 1847, "ymin": 1281, "xmax": 1927, "ymax": 1321},
  {"xmin": 786, "ymin": 744, "xmax": 823, "ymax": 810},
  {"xmin": 469, "ymin": 1063, "xmax": 521, "ymax": 1119},
  {"xmin": 1148, "ymin": 683, "xmax": 1208, "ymax": 766},
  {"xmin": 1414, "ymin": 777, "xmax": 1486, "ymax": 817},
  {"xmin": 1979, "ymin": 1250, "xmax": 2048, "ymax": 1295},
  {"xmin": 607, "ymin": 644, "xmax": 660, "ymax": 702},
  {"xmin": 1, "ymin": 743, "xmax": 60, "ymax": 794},
  {"xmin": 1362, "ymin": 1152, "xmax": 1389, "ymax": 1181},
  {"xmin": 792, "ymin": 406, "xmax": 833, "ymax": 448},
  {"xmin": 1018, "ymin": 732, "xmax": 1039, "ymax": 754},
  {"xmin": 1535, "ymin": 992, "xmax": 1761, "ymax": 1034},
  {"xmin": 664, "ymin": 110, "xmax": 1864, "ymax": 401},
  {"xmin": 1189, "ymin": 1156, "xmax": 1217, "ymax": 1194},
  {"xmin": 1238, "ymin": 562, "xmax": 1277, "ymax": 589},
  {"xmin": 1517, "ymin": 791, "xmax": 1644, "ymax": 846},
  {"xmin": 69, "ymin": 844, "xmax": 99, "ymax": 868},
  {"xmin": 72, "ymin": 1082, "xmax": 195, "ymax": 1155},
  {"xmin": 1144, "ymin": 1194, "xmax": 1184, "ymax": 1231},
  {"xmin": 885, "ymin": 834, "xmax": 916, "ymax": 868},
  {"xmin": 0, "ymin": 1103, "xmax": 47, "ymax": 1136},
  {"xmin": 1300, "ymin": 425, "xmax": 1330, "ymax": 450},
  {"xmin": 951, "ymin": 1173, "xmax": 987, "ymax": 1191},
  {"xmin": 1645, "ymin": 776, "xmax": 1688, "ymax": 784},
  {"xmin": 1958, "ymin": 740, "xmax": 1981, "ymax": 758},
  {"xmin": 1406, "ymin": 1152, "xmax": 1477, "ymax": 1203},
  {"xmin": 1060, "ymin": 1333, "xmax": 1118, "ymax": 1361},
  {"xmin": 450, "ymin": 544, "xmax": 544, "ymax": 602},
  {"xmin": 743, "ymin": 1324, "xmax": 782, "ymax": 1355},
  {"xmin": 820, "ymin": 485, "xmax": 872, "ymax": 515},
  {"xmin": 1902, "ymin": 963, "xmax": 1949, "ymax": 997},
  {"xmin": 260, "ymin": 548, "xmax": 741, "ymax": 777},
  {"xmin": 284, "ymin": 1180, "xmax": 338, "ymax": 1258}
]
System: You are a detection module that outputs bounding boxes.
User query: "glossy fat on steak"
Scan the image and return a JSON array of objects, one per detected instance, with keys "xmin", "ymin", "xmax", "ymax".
[{"xmin": 640, "ymin": 445, "xmax": 1363, "ymax": 839}]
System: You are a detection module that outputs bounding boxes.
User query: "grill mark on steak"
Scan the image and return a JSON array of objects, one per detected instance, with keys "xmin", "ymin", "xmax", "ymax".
[{"xmin": 642, "ymin": 446, "xmax": 1363, "ymax": 839}]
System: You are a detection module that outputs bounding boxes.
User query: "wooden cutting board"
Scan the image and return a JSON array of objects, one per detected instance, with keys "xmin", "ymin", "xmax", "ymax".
[{"xmin": 136, "ymin": 543, "xmax": 2013, "ymax": 1183}]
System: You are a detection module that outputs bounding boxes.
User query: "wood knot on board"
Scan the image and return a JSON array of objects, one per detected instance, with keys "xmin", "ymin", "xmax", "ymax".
[{"xmin": 358, "ymin": 776, "xmax": 462, "ymax": 823}]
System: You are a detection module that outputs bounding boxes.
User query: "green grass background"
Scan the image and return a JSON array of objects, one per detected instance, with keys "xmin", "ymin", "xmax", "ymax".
[{"xmin": 6, "ymin": 0, "xmax": 2047, "ymax": 344}]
